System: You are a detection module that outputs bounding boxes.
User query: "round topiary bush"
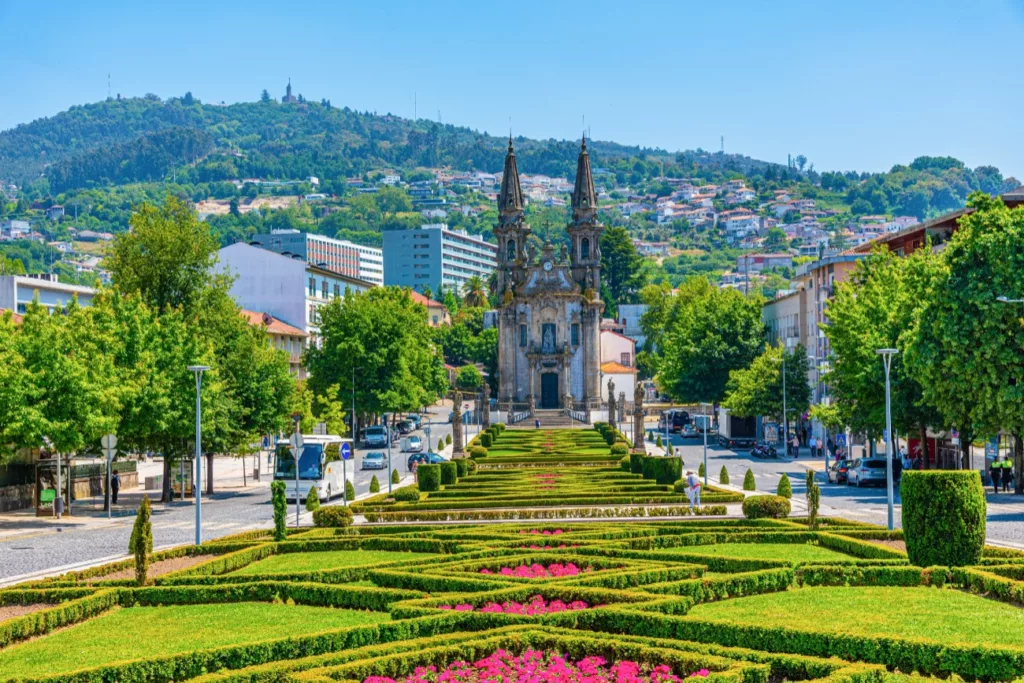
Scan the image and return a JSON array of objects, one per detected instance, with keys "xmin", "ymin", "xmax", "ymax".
[
  {"xmin": 470, "ymin": 445, "xmax": 488, "ymax": 459},
  {"xmin": 313, "ymin": 505, "xmax": 354, "ymax": 527},
  {"xmin": 742, "ymin": 495, "xmax": 791, "ymax": 519},
  {"xmin": 698, "ymin": 462, "xmax": 705, "ymax": 478},
  {"xmin": 305, "ymin": 486, "xmax": 321, "ymax": 512},
  {"xmin": 672, "ymin": 479, "xmax": 689, "ymax": 494},
  {"xmin": 901, "ymin": 471, "xmax": 986, "ymax": 567},
  {"xmin": 479, "ymin": 432, "xmax": 492, "ymax": 448},
  {"xmin": 719, "ymin": 466, "xmax": 730, "ymax": 485},
  {"xmin": 619, "ymin": 455, "xmax": 631, "ymax": 471},
  {"xmin": 743, "ymin": 468, "xmax": 756, "ymax": 491},
  {"xmin": 467, "ymin": 459, "xmax": 478, "ymax": 473},
  {"xmin": 392, "ymin": 469, "xmax": 400, "ymax": 485},
  {"xmin": 610, "ymin": 443, "xmax": 628, "ymax": 456},
  {"xmin": 455, "ymin": 458, "xmax": 469, "ymax": 477},
  {"xmin": 418, "ymin": 464, "xmax": 441, "ymax": 491},
  {"xmin": 776, "ymin": 472, "xmax": 792, "ymax": 499},
  {"xmin": 393, "ymin": 485, "xmax": 420, "ymax": 503},
  {"xmin": 439, "ymin": 461, "xmax": 458, "ymax": 486},
  {"xmin": 369, "ymin": 475, "xmax": 380, "ymax": 494}
]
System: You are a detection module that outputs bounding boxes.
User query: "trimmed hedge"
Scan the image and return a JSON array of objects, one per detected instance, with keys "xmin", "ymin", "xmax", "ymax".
[
  {"xmin": 901, "ymin": 470, "xmax": 985, "ymax": 567},
  {"xmin": 440, "ymin": 461, "xmax": 458, "ymax": 486},
  {"xmin": 313, "ymin": 506, "xmax": 354, "ymax": 528},
  {"xmin": 418, "ymin": 464, "xmax": 441, "ymax": 492},
  {"xmin": 629, "ymin": 452, "xmax": 644, "ymax": 474},
  {"xmin": 479, "ymin": 432, "xmax": 492, "ymax": 448},
  {"xmin": 392, "ymin": 486, "xmax": 421, "ymax": 503},
  {"xmin": 470, "ymin": 446, "xmax": 488, "ymax": 459},
  {"xmin": 455, "ymin": 458, "xmax": 469, "ymax": 477},
  {"xmin": 610, "ymin": 443, "xmax": 628, "ymax": 456},
  {"xmin": 742, "ymin": 469, "xmax": 756, "ymax": 491},
  {"xmin": 640, "ymin": 456, "xmax": 682, "ymax": 485},
  {"xmin": 742, "ymin": 495, "xmax": 790, "ymax": 519}
]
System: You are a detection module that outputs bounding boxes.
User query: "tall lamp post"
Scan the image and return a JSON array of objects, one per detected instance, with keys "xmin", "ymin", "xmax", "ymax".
[
  {"xmin": 875, "ymin": 349, "xmax": 898, "ymax": 531},
  {"xmin": 781, "ymin": 352, "xmax": 788, "ymax": 456},
  {"xmin": 350, "ymin": 365, "xmax": 362, "ymax": 506},
  {"xmin": 187, "ymin": 365, "xmax": 210, "ymax": 546},
  {"xmin": 290, "ymin": 413, "xmax": 302, "ymax": 526},
  {"xmin": 996, "ymin": 295, "xmax": 1024, "ymax": 493}
]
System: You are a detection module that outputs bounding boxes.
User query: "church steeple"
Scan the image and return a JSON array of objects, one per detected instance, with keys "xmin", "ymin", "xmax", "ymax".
[
  {"xmin": 497, "ymin": 137, "xmax": 524, "ymax": 222},
  {"xmin": 571, "ymin": 135, "xmax": 597, "ymax": 224}
]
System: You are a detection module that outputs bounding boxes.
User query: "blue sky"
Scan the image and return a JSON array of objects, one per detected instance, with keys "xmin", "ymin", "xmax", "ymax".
[{"xmin": 1, "ymin": 0, "xmax": 1021, "ymax": 177}]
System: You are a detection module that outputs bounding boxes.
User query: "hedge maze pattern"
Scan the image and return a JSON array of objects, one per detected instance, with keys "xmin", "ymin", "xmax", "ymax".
[{"xmin": 2, "ymin": 426, "xmax": 1023, "ymax": 682}]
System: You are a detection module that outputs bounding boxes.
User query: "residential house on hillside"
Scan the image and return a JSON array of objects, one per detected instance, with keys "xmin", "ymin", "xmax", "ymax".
[
  {"xmin": 720, "ymin": 209, "xmax": 760, "ymax": 239},
  {"xmin": 599, "ymin": 329, "xmax": 637, "ymax": 403}
]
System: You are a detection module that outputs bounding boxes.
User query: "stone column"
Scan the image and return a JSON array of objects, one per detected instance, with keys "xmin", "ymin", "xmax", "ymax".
[
  {"xmin": 633, "ymin": 382, "xmax": 645, "ymax": 451},
  {"xmin": 481, "ymin": 384, "xmax": 491, "ymax": 430},
  {"xmin": 451, "ymin": 391, "xmax": 464, "ymax": 458}
]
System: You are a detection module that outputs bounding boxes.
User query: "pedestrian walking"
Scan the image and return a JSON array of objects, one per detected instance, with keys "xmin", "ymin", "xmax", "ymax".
[
  {"xmin": 809, "ymin": 435, "xmax": 817, "ymax": 459},
  {"xmin": 790, "ymin": 434, "xmax": 800, "ymax": 458},
  {"xmin": 827, "ymin": 438, "xmax": 835, "ymax": 458},
  {"xmin": 990, "ymin": 457, "xmax": 1002, "ymax": 495},
  {"xmin": 684, "ymin": 470, "xmax": 702, "ymax": 509},
  {"xmin": 111, "ymin": 471, "xmax": 121, "ymax": 506},
  {"xmin": 1002, "ymin": 459, "xmax": 1014, "ymax": 493},
  {"xmin": 534, "ymin": 418, "xmax": 541, "ymax": 429}
]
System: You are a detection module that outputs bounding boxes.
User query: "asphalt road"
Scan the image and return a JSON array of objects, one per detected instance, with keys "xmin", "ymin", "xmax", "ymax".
[{"xmin": 0, "ymin": 403, "xmax": 460, "ymax": 583}]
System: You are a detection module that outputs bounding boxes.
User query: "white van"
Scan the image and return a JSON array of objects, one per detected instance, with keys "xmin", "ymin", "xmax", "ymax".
[{"xmin": 273, "ymin": 434, "xmax": 353, "ymax": 502}]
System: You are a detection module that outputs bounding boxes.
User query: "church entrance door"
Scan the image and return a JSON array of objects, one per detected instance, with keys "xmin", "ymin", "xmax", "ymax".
[{"xmin": 540, "ymin": 373, "xmax": 559, "ymax": 409}]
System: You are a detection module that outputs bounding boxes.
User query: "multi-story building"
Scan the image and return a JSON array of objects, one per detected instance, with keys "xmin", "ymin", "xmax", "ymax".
[
  {"xmin": 250, "ymin": 230, "xmax": 384, "ymax": 286},
  {"xmin": 241, "ymin": 309, "xmax": 308, "ymax": 379},
  {"xmin": 218, "ymin": 243, "xmax": 374, "ymax": 346},
  {"xmin": 0, "ymin": 274, "xmax": 95, "ymax": 314},
  {"xmin": 736, "ymin": 253, "xmax": 794, "ymax": 274},
  {"xmin": 383, "ymin": 223, "xmax": 497, "ymax": 296}
]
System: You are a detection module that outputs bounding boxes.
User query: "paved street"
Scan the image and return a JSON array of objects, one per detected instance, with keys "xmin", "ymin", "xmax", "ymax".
[
  {"xmin": 0, "ymin": 402, "xmax": 461, "ymax": 584},
  {"xmin": 664, "ymin": 431, "xmax": 1024, "ymax": 547}
]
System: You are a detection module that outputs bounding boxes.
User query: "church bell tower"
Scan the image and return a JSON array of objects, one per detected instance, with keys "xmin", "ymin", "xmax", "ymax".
[
  {"xmin": 494, "ymin": 137, "xmax": 530, "ymax": 296},
  {"xmin": 568, "ymin": 136, "xmax": 603, "ymax": 295}
]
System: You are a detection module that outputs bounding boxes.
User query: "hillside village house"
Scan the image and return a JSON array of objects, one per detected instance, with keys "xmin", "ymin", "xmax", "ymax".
[{"xmin": 599, "ymin": 329, "xmax": 637, "ymax": 404}]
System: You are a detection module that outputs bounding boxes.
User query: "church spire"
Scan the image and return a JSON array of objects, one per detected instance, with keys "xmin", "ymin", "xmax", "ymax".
[
  {"xmin": 571, "ymin": 135, "xmax": 597, "ymax": 222},
  {"xmin": 497, "ymin": 136, "xmax": 524, "ymax": 219}
]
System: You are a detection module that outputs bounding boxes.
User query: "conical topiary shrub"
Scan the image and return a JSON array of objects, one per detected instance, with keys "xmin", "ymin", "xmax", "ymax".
[
  {"xmin": 719, "ymin": 466, "xmax": 730, "ymax": 485},
  {"xmin": 777, "ymin": 473, "xmax": 792, "ymax": 498},
  {"xmin": 698, "ymin": 462, "xmax": 705, "ymax": 478},
  {"xmin": 656, "ymin": 435, "xmax": 663, "ymax": 448},
  {"xmin": 345, "ymin": 479, "xmax": 355, "ymax": 501},
  {"xmin": 392, "ymin": 469, "xmax": 400, "ymax": 485},
  {"xmin": 369, "ymin": 475, "xmax": 380, "ymax": 493},
  {"xmin": 438, "ymin": 438, "xmax": 445, "ymax": 451},
  {"xmin": 743, "ymin": 468, "xmax": 756, "ymax": 491},
  {"xmin": 305, "ymin": 486, "xmax": 321, "ymax": 512}
]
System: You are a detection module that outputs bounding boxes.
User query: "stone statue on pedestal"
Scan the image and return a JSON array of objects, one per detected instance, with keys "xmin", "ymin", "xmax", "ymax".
[
  {"xmin": 606, "ymin": 379, "xmax": 616, "ymax": 424},
  {"xmin": 451, "ymin": 391, "xmax": 464, "ymax": 458},
  {"xmin": 633, "ymin": 381, "xmax": 645, "ymax": 451},
  {"xmin": 618, "ymin": 391, "xmax": 626, "ymax": 425}
]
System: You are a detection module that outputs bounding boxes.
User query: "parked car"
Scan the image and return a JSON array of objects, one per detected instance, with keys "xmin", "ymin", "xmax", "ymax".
[
  {"xmin": 364, "ymin": 425, "xmax": 389, "ymax": 448},
  {"xmin": 827, "ymin": 459, "xmax": 854, "ymax": 484},
  {"xmin": 362, "ymin": 452, "xmax": 387, "ymax": 470},
  {"xmin": 847, "ymin": 458, "xmax": 888, "ymax": 487},
  {"xmin": 401, "ymin": 436, "xmax": 424, "ymax": 453},
  {"xmin": 396, "ymin": 420, "xmax": 415, "ymax": 435},
  {"xmin": 680, "ymin": 424, "xmax": 698, "ymax": 439},
  {"xmin": 406, "ymin": 414, "xmax": 423, "ymax": 429},
  {"xmin": 408, "ymin": 451, "xmax": 446, "ymax": 470}
]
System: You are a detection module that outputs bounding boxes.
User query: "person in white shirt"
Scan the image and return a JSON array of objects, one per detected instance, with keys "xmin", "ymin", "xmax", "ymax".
[
  {"xmin": 809, "ymin": 435, "xmax": 818, "ymax": 458},
  {"xmin": 685, "ymin": 470, "xmax": 702, "ymax": 509}
]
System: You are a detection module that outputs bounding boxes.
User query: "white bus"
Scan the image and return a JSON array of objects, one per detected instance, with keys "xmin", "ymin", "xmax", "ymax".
[{"xmin": 273, "ymin": 434, "xmax": 353, "ymax": 502}]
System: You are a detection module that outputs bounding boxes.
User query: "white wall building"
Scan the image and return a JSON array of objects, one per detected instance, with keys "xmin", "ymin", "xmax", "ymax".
[
  {"xmin": 0, "ymin": 274, "xmax": 95, "ymax": 314},
  {"xmin": 599, "ymin": 329, "xmax": 637, "ymax": 403},
  {"xmin": 218, "ymin": 243, "xmax": 374, "ymax": 345}
]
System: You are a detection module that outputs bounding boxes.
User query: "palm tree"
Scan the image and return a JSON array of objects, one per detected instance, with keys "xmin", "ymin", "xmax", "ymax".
[{"xmin": 462, "ymin": 276, "xmax": 488, "ymax": 308}]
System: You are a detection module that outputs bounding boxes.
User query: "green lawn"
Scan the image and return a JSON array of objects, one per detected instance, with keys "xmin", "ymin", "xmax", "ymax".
[
  {"xmin": 651, "ymin": 542, "xmax": 853, "ymax": 563},
  {"xmin": 689, "ymin": 586, "xmax": 1024, "ymax": 647},
  {"xmin": 0, "ymin": 602, "xmax": 390, "ymax": 677},
  {"xmin": 230, "ymin": 549, "xmax": 436, "ymax": 575}
]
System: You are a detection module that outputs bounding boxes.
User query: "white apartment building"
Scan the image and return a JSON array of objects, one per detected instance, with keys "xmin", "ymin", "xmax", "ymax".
[
  {"xmin": 383, "ymin": 223, "xmax": 497, "ymax": 295},
  {"xmin": 249, "ymin": 230, "xmax": 385, "ymax": 286},
  {"xmin": 0, "ymin": 274, "xmax": 95, "ymax": 314}
]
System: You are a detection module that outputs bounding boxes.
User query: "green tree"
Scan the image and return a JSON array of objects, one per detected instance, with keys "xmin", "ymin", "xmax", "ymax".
[
  {"xmin": 906, "ymin": 194, "xmax": 1024, "ymax": 489},
  {"xmin": 656, "ymin": 277, "xmax": 765, "ymax": 403},
  {"xmin": 305, "ymin": 287, "xmax": 447, "ymax": 420},
  {"xmin": 130, "ymin": 496, "xmax": 153, "ymax": 586},
  {"xmin": 461, "ymin": 275, "xmax": 488, "ymax": 308},
  {"xmin": 374, "ymin": 186, "xmax": 413, "ymax": 222},
  {"xmin": 600, "ymin": 226, "xmax": 646, "ymax": 317},
  {"xmin": 762, "ymin": 228, "xmax": 789, "ymax": 251},
  {"xmin": 454, "ymin": 364, "xmax": 483, "ymax": 391},
  {"xmin": 724, "ymin": 344, "xmax": 810, "ymax": 423}
]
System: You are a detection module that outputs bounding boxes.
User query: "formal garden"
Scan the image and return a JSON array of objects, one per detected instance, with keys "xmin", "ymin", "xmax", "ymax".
[{"xmin": 0, "ymin": 427, "xmax": 1016, "ymax": 682}]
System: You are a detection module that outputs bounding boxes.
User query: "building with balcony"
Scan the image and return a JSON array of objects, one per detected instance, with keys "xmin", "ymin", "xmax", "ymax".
[
  {"xmin": 383, "ymin": 223, "xmax": 497, "ymax": 296},
  {"xmin": 0, "ymin": 274, "xmax": 95, "ymax": 314},
  {"xmin": 250, "ymin": 230, "xmax": 384, "ymax": 286}
]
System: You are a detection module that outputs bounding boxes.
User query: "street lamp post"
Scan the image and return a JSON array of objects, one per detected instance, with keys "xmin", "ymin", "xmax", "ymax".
[
  {"xmin": 350, "ymin": 365, "xmax": 362, "ymax": 506},
  {"xmin": 701, "ymin": 413, "xmax": 709, "ymax": 487},
  {"xmin": 876, "ymin": 349, "xmax": 898, "ymax": 531},
  {"xmin": 781, "ymin": 353, "xmax": 788, "ymax": 456},
  {"xmin": 187, "ymin": 365, "xmax": 210, "ymax": 546},
  {"xmin": 291, "ymin": 413, "xmax": 302, "ymax": 526}
]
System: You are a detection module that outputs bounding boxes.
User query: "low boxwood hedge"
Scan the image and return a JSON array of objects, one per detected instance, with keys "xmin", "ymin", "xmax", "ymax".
[
  {"xmin": 741, "ymin": 495, "xmax": 791, "ymax": 519},
  {"xmin": 901, "ymin": 470, "xmax": 985, "ymax": 567},
  {"xmin": 641, "ymin": 456, "xmax": 682, "ymax": 485},
  {"xmin": 418, "ymin": 464, "xmax": 441, "ymax": 492}
]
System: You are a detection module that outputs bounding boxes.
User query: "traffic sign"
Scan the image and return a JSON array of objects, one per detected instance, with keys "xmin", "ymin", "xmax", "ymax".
[
  {"xmin": 836, "ymin": 434, "xmax": 847, "ymax": 448},
  {"xmin": 289, "ymin": 432, "xmax": 304, "ymax": 450},
  {"xmin": 985, "ymin": 438, "xmax": 998, "ymax": 459},
  {"xmin": 101, "ymin": 434, "xmax": 117, "ymax": 452},
  {"xmin": 341, "ymin": 443, "xmax": 352, "ymax": 460},
  {"xmin": 950, "ymin": 427, "xmax": 960, "ymax": 446}
]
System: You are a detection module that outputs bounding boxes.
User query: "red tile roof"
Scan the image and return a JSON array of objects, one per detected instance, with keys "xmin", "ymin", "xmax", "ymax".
[
  {"xmin": 409, "ymin": 290, "xmax": 446, "ymax": 308},
  {"xmin": 0, "ymin": 309, "xmax": 22, "ymax": 324},
  {"xmin": 241, "ymin": 309, "xmax": 306, "ymax": 337},
  {"xmin": 601, "ymin": 361, "xmax": 637, "ymax": 374}
]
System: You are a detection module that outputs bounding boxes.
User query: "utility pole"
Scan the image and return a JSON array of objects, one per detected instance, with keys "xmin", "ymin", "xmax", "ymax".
[
  {"xmin": 782, "ymin": 352, "xmax": 788, "ymax": 456},
  {"xmin": 877, "ymin": 349, "xmax": 898, "ymax": 530}
]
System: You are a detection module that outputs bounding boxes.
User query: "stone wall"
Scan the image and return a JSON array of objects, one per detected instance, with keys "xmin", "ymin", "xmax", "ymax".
[{"xmin": 0, "ymin": 484, "xmax": 34, "ymax": 512}]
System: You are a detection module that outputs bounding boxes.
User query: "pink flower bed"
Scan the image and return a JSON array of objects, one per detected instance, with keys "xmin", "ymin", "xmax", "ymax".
[
  {"xmin": 480, "ymin": 562, "xmax": 590, "ymax": 578},
  {"xmin": 518, "ymin": 529, "xmax": 568, "ymax": 535},
  {"xmin": 519, "ymin": 544, "xmax": 571, "ymax": 550},
  {"xmin": 364, "ymin": 649, "xmax": 709, "ymax": 683},
  {"xmin": 437, "ymin": 595, "xmax": 589, "ymax": 614}
]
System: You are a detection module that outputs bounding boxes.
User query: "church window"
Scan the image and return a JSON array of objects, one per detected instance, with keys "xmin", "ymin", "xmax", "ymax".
[
  {"xmin": 507, "ymin": 239, "xmax": 516, "ymax": 261},
  {"xmin": 519, "ymin": 324, "xmax": 527, "ymax": 347},
  {"xmin": 581, "ymin": 237, "xmax": 590, "ymax": 260},
  {"xmin": 571, "ymin": 323, "xmax": 579, "ymax": 346},
  {"xmin": 621, "ymin": 352, "xmax": 631, "ymax": 367}
]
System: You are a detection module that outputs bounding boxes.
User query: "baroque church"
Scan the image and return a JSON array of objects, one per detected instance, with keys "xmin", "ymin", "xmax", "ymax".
[{"xmin": 495, "ymin": 138, "xmax": 604, "ymax": 410}]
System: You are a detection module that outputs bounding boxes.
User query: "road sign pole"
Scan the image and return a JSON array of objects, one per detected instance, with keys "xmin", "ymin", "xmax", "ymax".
[
  {"xmin": 340, "ymin": 441, "xmax": 352, "ymax": 505},
  {"xmin": 101, "ymin": 434, "xmax": 117, "ymax": 520}
]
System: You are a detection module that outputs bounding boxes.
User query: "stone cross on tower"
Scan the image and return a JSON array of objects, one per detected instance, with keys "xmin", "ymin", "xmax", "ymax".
[{"xmin": 451, "ymin": 391, "xmax": 464, "ymax": 458}]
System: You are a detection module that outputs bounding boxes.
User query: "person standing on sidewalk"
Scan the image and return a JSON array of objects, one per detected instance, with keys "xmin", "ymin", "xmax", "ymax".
[
  {"xmin": 791, "ymin": 434, "xmax": 800, "ymax": 458},
  {"xmin": 685, "ymin": 470, "xmax": 701, "ymax": 509},
  {"xmin": 1002, "ymin": 458, "xmax": 1014, "ymax": 493},
  {"xmin": 111, "ymin": 471, "xmax": 121, "ymax": 506},
  {"xmin": 808, "ymin": 435, "xmax": 817, "ymax": 459}
]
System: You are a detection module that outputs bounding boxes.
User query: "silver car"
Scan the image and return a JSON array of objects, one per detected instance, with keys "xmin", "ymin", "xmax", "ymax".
[{"xmin": 847, "ymin": 458, "xmax": 888, "ymax": 487}]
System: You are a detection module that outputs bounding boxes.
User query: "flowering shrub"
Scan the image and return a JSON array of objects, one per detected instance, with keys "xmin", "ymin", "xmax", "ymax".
[
  {"xmin": 437, "ymin": 595, "xmax": 589, "ymax": 614},
  {"xmin": 518, "ymin": 529, "xmax": 568, "ymax": 535},
  {"xmin": 364, "ymin": 649, "xmax": 708, "ymax": 683},
  {"xmin": 480, "ymin": 562, "xmax": 589, "ymax": 578},
  {"xmin": 519, "ymin": 544, "xmax": 570, "ymax": 550}
]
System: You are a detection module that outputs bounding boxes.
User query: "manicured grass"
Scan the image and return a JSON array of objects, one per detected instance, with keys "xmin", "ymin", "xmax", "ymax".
[
  {"xmin": 651, "ymin": 542, "xmax": 853, "ymax": 563},
  {"xmin": 230, "ymin": 549, "xmax": 436, "ymax": 575},
  {"xmin": 689, "ymin": 586, "xmax": 1024, "ymax": 647},
  {"xmin": 0, "ymin": 602, "xmax": 390, "ymax": 677}
]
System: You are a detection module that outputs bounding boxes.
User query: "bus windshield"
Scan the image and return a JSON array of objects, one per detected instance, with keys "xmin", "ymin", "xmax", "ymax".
[{"xmin": 275, "ymin": 443, "xmax": 324, "ymax": 480}]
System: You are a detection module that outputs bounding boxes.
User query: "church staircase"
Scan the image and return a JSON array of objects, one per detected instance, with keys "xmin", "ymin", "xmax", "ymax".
[{"xmin": 513, "ymin": 409, "xmax": 577, "ymax": 429}]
